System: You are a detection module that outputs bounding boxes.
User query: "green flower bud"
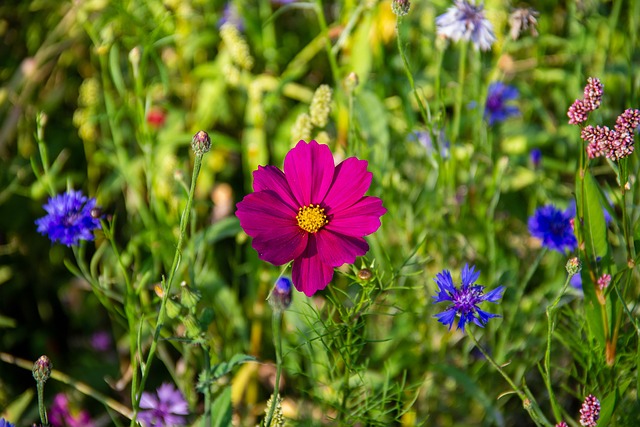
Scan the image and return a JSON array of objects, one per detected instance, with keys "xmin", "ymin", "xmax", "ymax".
[
  {"xmin": 192, "ymin": 130, "xmax": 211, "ymax": 156},
  {"xmin": 357, "ymin": 268, "xmax": 373, "ymax": 281},
  {"xmin": 166, "ymin": 297, "xmax": 183, "ymax": 319},
  {"xmin": 391, "ymin": 0, "xmax": 410, "ymax": 16},
  {"xmin": 566, "ymin": 257, "xmax": 581, "ymax": 277},
  {"xmin": 180, "ymin": 281, "xmax": 201, "ymax": 309},
  {"xmin": 183, "ymin": 315, "xmax": 202, "ymax": 338},
  {"xmin": 32, "ymin": 355, "xmax": 52, "ymax": 384}
]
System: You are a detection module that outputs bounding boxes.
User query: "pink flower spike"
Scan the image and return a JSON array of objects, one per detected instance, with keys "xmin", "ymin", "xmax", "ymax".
[
  {"xmin": 236, "ymin": 140, "xmax": 386, "ymax": 296},
  {"xmin": 579, "ymin": 394, "xmax": 600, "ymax": 427}
]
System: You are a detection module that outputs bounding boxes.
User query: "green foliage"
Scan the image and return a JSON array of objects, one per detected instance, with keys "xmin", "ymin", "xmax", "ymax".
[{"xmin": 1, "ymin": 0, "xmax": 640, "ymax": 426}]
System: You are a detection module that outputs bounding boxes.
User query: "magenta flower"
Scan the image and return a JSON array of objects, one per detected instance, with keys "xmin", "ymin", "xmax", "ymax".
[
  {"xmin": 49, "ymin": 393, "xmax": 95, "ymax": 427},
  {"xmin": 236, "ymin": 140, "xmax": 386, "ymax": 296}
]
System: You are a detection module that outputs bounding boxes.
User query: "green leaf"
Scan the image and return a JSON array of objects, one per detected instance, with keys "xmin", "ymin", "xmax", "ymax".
[
  {"xmin": 576, "ymin": 170, "xmax": 608, "ymax": 261},
  {"xmin": 210, "ymin": 353, "xmax": 257, "ymax": 381},
  {"xmin": 211, "ymin": 386, "xmax": 233, "ymax": 427},
  {"xmin": 598, "ymin": 389, "xmax": 617, "ymax": 426}
]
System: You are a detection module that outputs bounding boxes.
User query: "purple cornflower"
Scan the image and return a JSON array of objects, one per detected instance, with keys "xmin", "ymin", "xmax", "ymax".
[
  {"xmin": 138, "ymin": 383, "xmax": 189, "ymax": 427},
  {"xmin": 567, "ymin": 77, "xmax": 603, "ymax": 124},
  {"xmin": 436, "ymin": 0, "xmax": 496, "ymax": 51},
  {"xmin": 485, "ymin": 82, "xmax": 519, "ymax": 125},
  {"xmin": 528, "ymin": 205, "xmax": 578, "ymax": 253},
  {"xmin": 410, "ymin": 130, "xmax": 450, "ymax": 159},
  {"xmin": 579, "ymin": 394, "xmax": 600, "ymax": 427},
  {"xmin": 49, "ymin": 393, "xmax": 95, "ymax": 427},
  {"xmin": 35, "ymin": 190, "xmax": 102, "ymax": 247},
  {"xmin": 432, "ymin": 264, "xmax": 504, "ymax": 331},
  {"xmin": 0, "ymin": 419, "xmax": 15, "ymax": 427}
]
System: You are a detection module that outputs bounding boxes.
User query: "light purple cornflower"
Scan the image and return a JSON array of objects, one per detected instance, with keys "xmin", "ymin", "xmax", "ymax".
[
  {"xmin": 35, "ymin": 190, "xmax": 102, "ymax": 247},
  {"xmin": 138, "ymin": 383, "xmax": 189, "ymax": 427},
  {"xmin": 410, "ymin": 130, "xmax": 450, "ymax": 159},
  {"xmin": 485, "ymin": 82, "xmax": 519, "ymax": 125},
  {"xmin": 432, "ymin": 264, "xmax": 504, "ymax": 331},
  {"xmin": 436, "ymin": 0, "xmax": 496, "ymax": 51},
  {"xmin": 0, "ymin": 419, "xmax": 15, "ymax": 427},
  {"xmin": 218, "ymin": 3, "xmax": 244, "ymax": 31},
  {"xmin": 579, "ymin": 394, "xmax": 600, "ymax": 427}
]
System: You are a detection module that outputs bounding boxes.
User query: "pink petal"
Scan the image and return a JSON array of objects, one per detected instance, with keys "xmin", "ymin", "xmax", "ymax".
[
  {"xmin": 323, "ymin": 157, "xmax": 372, "ymax": 212},
  {"xmin": 284, "ymin": 140, "xmax": 335, "ymax": 207},
  {"xmin": 316, "ymin": 229, "xmax": 369, "ymax": 267},
  {"xmin": 325, "ymin": 196, "xmax": 386, "ymax": 237},
  {"xmin": 292, "ymin": 234, "xmax": 335, "ymax": 296},
  {"xmin": 236, "ymin": 191, "xmax": 307, "ymax": 264},
  {"xmin": 253, "ymin": 165, "xmax": 298, "ymax": 211}
]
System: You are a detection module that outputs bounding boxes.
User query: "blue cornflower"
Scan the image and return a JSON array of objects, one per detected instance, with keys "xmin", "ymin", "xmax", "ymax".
[
  {"xmin": 528, "ymin": 205, "xmax": 577, "ymax": 253},
  {"xmin": 485, "ymin": 82, "xmax": 519, "ymax": 125},
  {"xmin": 0, "ymin": 419, "xmax": 15, "ymax": 427},
  {"xmin": 436, "ymin": 0, "xmax": 496, "ymax": 51},
  {"xmin": 530, "ymin": 148, "xmax": 542, "ymax": 168},
  {"xmin": 432, "ymin": 264, "xmax": 505, "ymax": 331},
  {"xmin": 35, "ymin": 190, "xmax": 102, "ymax": 247}
]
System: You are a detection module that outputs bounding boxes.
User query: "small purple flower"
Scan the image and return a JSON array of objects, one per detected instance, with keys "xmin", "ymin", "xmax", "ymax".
[
  {"xmin": 579, "ymin": 394, "xmax": 600, "ymax": 427},
  {"xmin": 530, "ymin": 148, "xmax": 542, "ymax": 168},
  {"xmin": 218, "ymin": 3, "xmax": 244, "ymax": 31},
  {"xmin": 410, "ymin": 130, "xmax": 450, "ymax": 159},
  {"xmin": 436, "ymin": 0, "xmax": 496, "ymax": 51},
  {"xmin": 270, "ymin": 276, "xmax": 293, "ymax": 311},
  {"xmin": 90, "ymin": 331, "xmax": 112, "ymax": 352},
  {"xmin": 581, "ymin": 109, "xmax": 640, "ymax": 161},
  {"xmin": 528, "ymin": 205, "xmax": 578, "ymax": 253},
  {"xmin": 432, "ymin": 264, "xmax": 504, "ymax": 331},
  {"xmin": 567, "ymin": 77, "xmax": 603, "ymax": 125},
  {"xmin": 0, "ymin": 418, "xmax": 15, "ymax": 427},
  {"xmin": 35, "ymin": 190, "xmax": 102, "ymax": 247},
  {"xmin": 138, "ymin": 383, "xmax": 189, "ymax": 427},
  {"xmin": 485, "ymin": 82, "xmax": 519, "ymax": 125}
]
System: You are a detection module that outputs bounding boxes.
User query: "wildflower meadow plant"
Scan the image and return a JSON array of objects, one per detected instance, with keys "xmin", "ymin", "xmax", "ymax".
[
  {"xmin": 484, "ymin": 81, "xmax": 520, "ymax": 125},
  {"xmin": 436, "ymin": 0, "xmax": 496, "ymax": 51},
  {"xmin": 528, "ymin": 205, "xmax": 578, "ymax": 253},
  {"xmin": 432, "ymin": 264, "xmax": 504, "ymax": 331},
  {"xmin": 138, "ymin": 383, "xmax": 189, "ymax": 427},
  {"xmin": 236, "ymin": 140, "xmax": 386, "ymax": 296},
  {"xmin": 35, "ymin": 190, "xmax": 102, "ymax": 247},
  {"xmin": 3, "ymin": 2, "xmax": 640, "ymax": 426}
]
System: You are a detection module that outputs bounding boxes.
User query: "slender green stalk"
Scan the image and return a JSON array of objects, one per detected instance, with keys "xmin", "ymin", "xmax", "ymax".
[
  {"xmin": 467, "ymin": 331, "xmax": 552, "ymax": 427},
  {"xmin": 265, "ymin": 311, "xmax": 283, "ymax": 427},
  {"xmin": 544, "ymin": 273, "xmax": 572, "ymax": 422},
  {"xmin": 36, "ymin": 381, "xmax": 49, "ymax": 426},
  {"xmin": 314, "ymin": 0, "xmax": 341, "ymax": 84},
  {"xmin": 134, "ymin": 153, "xmax": 205, "ymax": 423},
  {"xmin": 451, "ymin": 42, "xmax": 468, "ymax": 144},
  {"xmin": 202, "ymin": 345, "xmax": 212, "ymax": 427}
]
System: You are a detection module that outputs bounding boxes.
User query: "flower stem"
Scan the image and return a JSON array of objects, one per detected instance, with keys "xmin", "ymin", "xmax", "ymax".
[
  {"xmin": 36, "ymin": 380, "xmax": 49, "ymax": 427},
  {"xmin": 544, "ymin": 273, "xmax": 572, "ymax": 422},
  {"xmin": 451, "ymin": 41, "xmax": 468, "ymax": 144},
  {"xmin": 265, "ymin": 311, "xmax": 283, "ymax": 427},
  {"xmin": 467, "ymin": 330, "xmax": 552, "ymax": 427},
  {"xmin": 135, "ymin": 153, "xmax": 204, "ymax": 422}
]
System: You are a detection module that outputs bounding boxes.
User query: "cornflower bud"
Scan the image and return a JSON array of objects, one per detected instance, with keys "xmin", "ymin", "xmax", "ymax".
[
  {"xmin": 269, "ymin": 277, "xmax": 292, "ymax": 312},
  {"xmin": 391, "ymin": 0, "xmax": 410, "ymax": 16},
  {"xmin": 32, "ymin": 355, "xmax": 52, "ymax": 384},
  {"xmin": 191, "ymin": 130, "xmax": 211, "ymax": 156},
  {"xmin": 565, "ymin": 257, "xmax": 582, "ymax": 277}
]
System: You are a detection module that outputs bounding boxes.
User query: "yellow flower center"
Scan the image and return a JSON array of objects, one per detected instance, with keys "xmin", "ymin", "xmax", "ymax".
[{"xmin": 296, "ymin": 204, "xmax": 328, "ymax": 233}]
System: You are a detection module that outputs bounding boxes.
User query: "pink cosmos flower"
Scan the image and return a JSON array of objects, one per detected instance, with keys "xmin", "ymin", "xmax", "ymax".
[{"xmin": 236, "ymin": 140, "xmax": 386, "ymax": 296}]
